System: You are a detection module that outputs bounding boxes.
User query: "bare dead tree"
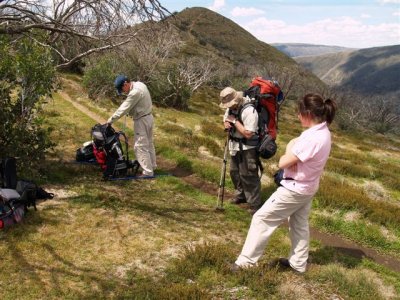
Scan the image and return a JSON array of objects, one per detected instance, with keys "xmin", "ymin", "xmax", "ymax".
[
  {"xmin": 123, "ymin": 24, "xmax": 183, "ymax": 81},
  {"xmin": 0, "ymin": 0, "xmax": 170, "ymax": 69},
  {"xmin": 178, "ymin": 57, "xmax": 214, "ymax": 92},
  {"xmin": 363, "ymin": 96, "xmax": 399, "ymax": 129},
  {"xmin": 158, "ymin": 57, "xmax": 216, "ymax": 109},
  {"xmin": 253, "ymin": 62, "xmax": 299, "ymax": 99}
]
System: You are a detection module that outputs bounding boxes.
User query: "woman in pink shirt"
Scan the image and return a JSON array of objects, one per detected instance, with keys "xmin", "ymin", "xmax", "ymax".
[{"xmin": 232, "ymin": 93, "xmax": 337, "ymax": 273}]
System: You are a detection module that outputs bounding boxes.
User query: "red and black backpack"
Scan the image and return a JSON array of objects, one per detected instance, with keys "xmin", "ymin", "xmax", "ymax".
[{"xmin": 243, "ymin": 76, "xmax": 285, "ymax": 159}]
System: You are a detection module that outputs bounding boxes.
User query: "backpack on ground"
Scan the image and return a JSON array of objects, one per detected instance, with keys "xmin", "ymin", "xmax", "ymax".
[
  {"xmin": 0, "ymin": 158, "xmax": 52, "ymax": 229},
  {"xmin": 0, "ymin": 190, "xmax": 25, "ymax": 229},
  {"xmin": 91, "ymin": 123, "xmax": 140, "ymax": 179},
  {"xmin": 242, "ymin": 76, "xmax": 285, "ymax": 159}
]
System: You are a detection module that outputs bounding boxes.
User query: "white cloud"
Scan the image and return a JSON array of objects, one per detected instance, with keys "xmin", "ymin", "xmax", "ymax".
[
  {"xmin": 378, "ymin": 0, "xmax": 400, "ymax": 4},
  {"xmin": 393, "ymin": 11, "xmax": 400, "ymax": 16},
  {"xmin": 361, "ymin": 14, "xmax": 371, "ymax": 18},
  {"xmin": 208, "ymin": 0, "xmax": 225, "ymax": 11},
  {"xmin": 231, "ymin": 7, "xmax": 265, "ymax": 17},
  {"xmin": 242, "ymin": 16, "xmax": 400, "ymax": 48}
]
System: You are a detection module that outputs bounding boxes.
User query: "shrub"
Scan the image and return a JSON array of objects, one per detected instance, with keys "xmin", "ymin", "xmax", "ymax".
[
  {"xmin": 82, "ymin": 54, "xmax": 118, "ymax": 99},
  {"xmin": 0, "ymin": 36, "xmax": 55, "ymax": 172}
]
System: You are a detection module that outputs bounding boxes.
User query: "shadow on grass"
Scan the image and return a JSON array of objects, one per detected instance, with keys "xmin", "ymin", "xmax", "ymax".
[
  {"xmin": 68, "ymin": 192, "xmax": 211, "ymax": 228},
  {"xmin": 310, "ymin": 245, "xmax": 366, "ymax": 269}
]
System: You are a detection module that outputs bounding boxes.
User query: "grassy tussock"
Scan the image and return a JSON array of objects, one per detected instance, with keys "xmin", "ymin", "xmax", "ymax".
[
  {"xmin": 316, "ymin": 176, "xmax": 400, "ymax": 226},
  {"xmin": 159, "ymin": 122, "xmax": 223, "ymax": 157},
  {"xmin": 308, "ymin": 265, "xmax": 385, "ymax": 299},
  {"xmin": 200, "ymin": 120, "xmax": 227, "ymax": 139},
  {"xmin": 326, "ymin": 158, "xmax": 373, "ymax": 178},
  {"xmin": 165, "ymin": 242, "xmax": 280, "ymax": 299}
]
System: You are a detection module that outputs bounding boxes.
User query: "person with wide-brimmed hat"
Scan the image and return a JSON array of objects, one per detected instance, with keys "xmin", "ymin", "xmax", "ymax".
[
  {"xmin": 107, "ymin": 75, "xmax": 157, "ymax": 177},
  {"xmin": 220, "ymin": 87, "xmax": 262, "ymax": 214}
]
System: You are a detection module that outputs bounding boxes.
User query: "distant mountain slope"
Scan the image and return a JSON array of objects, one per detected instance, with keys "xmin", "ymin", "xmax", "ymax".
[
  {"xmin": 295, "ymin": 44, "xmax": 400, "ymax": 97},
  {"xmin": 272, "ymin": 43, "xmax": 353, "ymax": 57},
  {"xmin": 167, "ymin": 8, "xmax": 324, "ymax": 90}
]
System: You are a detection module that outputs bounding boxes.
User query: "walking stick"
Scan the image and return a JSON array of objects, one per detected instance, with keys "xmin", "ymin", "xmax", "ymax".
[{"xmin": 216, "ymin": 134, "xmax": 229, "ymax": 211}]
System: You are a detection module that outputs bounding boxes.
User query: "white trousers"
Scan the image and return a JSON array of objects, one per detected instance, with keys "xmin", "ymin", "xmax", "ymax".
[
  {"xmin": 134, "ymin": 114, "xmax": 157, "ymax": 176},
  {"xmin": 235, "ymin": 187, "xmax": 314, "ymax": 273}
]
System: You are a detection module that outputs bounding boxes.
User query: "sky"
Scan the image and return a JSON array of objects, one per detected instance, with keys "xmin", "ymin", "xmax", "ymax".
[{"xmin": 161, "ymin": 0, "xmax": 400, "ymax": 49}]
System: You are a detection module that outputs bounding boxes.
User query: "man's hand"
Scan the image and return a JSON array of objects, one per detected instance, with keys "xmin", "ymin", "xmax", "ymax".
[
  {"xmin": 225, "ymin": 115, "xmax": 236, "ymax": 124},
  {"xmin": 224, "ymin": 121, "xmax": 232, "ymax": 130}
]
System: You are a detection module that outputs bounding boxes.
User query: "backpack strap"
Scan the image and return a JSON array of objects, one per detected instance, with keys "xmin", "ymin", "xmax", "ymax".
[{"xmin": 229, "ymin": 103, "xmax": 259, "ymax": 147}]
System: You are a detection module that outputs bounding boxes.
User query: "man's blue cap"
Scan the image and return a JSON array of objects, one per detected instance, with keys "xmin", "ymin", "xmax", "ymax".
[{"xmin": 114, "ymin": 75, "xmax": 128, "ymax": 95}]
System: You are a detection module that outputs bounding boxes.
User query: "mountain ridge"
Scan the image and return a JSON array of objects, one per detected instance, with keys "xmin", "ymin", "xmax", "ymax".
[
  {"xmin": 295, "ymin": 44, "xmax": 400, "ymax": 98},
  {"xmin": 272, "ymin": 43, "xmax": 355, "ymax": 57}
]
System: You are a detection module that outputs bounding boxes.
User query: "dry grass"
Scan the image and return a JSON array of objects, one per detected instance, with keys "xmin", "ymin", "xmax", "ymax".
[{"xmin": 2, "ymin": 75, "xmax": 399, "ymax": 299}]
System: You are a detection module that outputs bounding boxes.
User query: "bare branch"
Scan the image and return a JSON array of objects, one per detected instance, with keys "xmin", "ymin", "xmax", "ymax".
[{"xmin": 0, "ymin": 0, "xmax": 171, "ymax": 69}]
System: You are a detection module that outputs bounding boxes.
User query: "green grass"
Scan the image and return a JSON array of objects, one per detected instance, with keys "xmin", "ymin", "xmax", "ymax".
[
  {"xmin": 311, "ymin": 212, "xmax": 400, "ymax": 256},
  {"xmin": 3, "ymin": 75, "xmax": 399, "ymax": 299},
  {"xmin": 316, "ymin": 176, "xmax": 400, "ymax": 226}
]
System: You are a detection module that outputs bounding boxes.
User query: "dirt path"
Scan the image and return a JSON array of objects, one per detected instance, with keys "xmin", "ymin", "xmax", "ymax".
[{"xmin": 60, "ymin": 89, "xmax": 400, "ymax": 274}]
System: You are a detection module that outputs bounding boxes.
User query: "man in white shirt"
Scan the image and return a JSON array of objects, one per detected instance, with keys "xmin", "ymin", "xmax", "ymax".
[
  {"xmin": 107, "ymin": 75, "xmax": 156, "ymax": 177},
  {"xmin": 220, "ymin": 87, "xmax": 262, "ymax": 213}
]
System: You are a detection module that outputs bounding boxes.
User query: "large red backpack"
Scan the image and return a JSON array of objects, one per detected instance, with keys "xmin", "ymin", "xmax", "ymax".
[{"xmin": 243, "ymin": 77, "xmax": 285, "ymax": 159}]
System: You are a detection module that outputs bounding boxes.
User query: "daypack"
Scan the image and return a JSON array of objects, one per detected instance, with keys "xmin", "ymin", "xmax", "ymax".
[
  {"xmin": 91, "ymin": 124, "xmax": 140, "ymax": 179},
  {"xmin": 242, "ymin": 77, "xmax": 285, "ymax": 159}
]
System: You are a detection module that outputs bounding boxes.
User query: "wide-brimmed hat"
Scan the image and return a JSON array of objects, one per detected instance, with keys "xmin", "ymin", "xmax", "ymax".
[
  {"xmin": 114, "ymin": 75, "xmax": 129, "ymax": 95},
  {"xmin": 219, "ymin": 87, "xmax": 244, "ymax": 109}
]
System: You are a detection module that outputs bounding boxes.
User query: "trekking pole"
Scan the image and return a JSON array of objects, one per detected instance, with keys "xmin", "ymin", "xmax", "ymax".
[{"xmin": 216, "ymin": 134, "xmax": 229, "ymax": 211}]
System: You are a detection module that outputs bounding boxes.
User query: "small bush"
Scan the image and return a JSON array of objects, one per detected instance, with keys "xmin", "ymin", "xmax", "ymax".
[
  {"xmin": 82, "ymin": 55, "xmax": 116, "ymax": 99},
  {"xmin": 310, "ymin": 265, "xmax": 384, "ymax": 299}
]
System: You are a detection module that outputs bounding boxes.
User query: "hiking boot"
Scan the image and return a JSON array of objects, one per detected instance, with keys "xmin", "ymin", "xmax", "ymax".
[
  {"xmin": 229, "ymin": 263, "xmax": 242, "ymax": 273},
  {"xmin": 268, "ymin": 258, "xmax": 303, "ymax": 274},
  {"xmin": 230, "ymin": 198, "xmax": 246, "ymax": 205},
  {"xmin": 278, "ymin": 258, "xmax": 291, "ymax": 268}
]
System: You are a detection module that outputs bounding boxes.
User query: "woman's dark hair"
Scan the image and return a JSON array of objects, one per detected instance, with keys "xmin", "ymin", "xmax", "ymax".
[{"xmin": 299, "ymin": 93, "xmax": 337, "ymax": 124}]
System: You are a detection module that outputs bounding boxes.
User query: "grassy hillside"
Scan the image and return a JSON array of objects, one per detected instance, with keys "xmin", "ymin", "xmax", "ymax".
[
  {"xmin": 295, "ymin": 44, "xmax": 400, "ymax": 98},
  {"xmin": 168, "ymin": 7, "xmax": 324, "ymax": 94},
  {"xmin": 272, "ymin": 43, "xmax": 354, "ymax": 58},
  {"xmin": 1, "ymin": 75, "xmax": 399, "ymax": 299},
  {"xmin": 174, "ymin": 8, "xmax": 296, "ymax": 66}
]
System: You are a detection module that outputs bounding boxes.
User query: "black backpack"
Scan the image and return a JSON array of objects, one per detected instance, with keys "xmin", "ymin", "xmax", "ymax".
[{"xmin": 91, "ymin": 124, "xmax": 140, "ymax": 179}]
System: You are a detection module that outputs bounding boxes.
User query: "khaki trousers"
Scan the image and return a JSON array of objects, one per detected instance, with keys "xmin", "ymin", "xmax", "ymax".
[
  {"xmin": 134, "ymin": 114, "xmax": 156, "ymax": 175},
  {"xmin": 230, "ymin": 148, "xmax": 261, "ymax": 209},
  {"xmin": 235, "ymin": 187, "xmax": 314, "ymax": 273}
]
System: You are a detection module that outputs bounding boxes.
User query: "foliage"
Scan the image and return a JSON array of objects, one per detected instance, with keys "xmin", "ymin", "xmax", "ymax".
[
  {"xmin": 82, "ymin": 53, "xmax": 119, "ymax": 100},
  {"xmin": 0, "ymin": 36, "xmax": 55, "ymax": 171}
]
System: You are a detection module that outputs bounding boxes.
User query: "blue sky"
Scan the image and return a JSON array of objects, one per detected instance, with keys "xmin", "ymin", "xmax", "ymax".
[{"xmin": 161, "ymin": 0, "xmax": 400, "ymax": 48}]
